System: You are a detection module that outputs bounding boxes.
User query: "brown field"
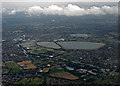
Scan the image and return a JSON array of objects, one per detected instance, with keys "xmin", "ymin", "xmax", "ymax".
[
  {"xmin": 24, "ymin": 64, "xmax": 37, "ymax": 69},
  {"xmin": 50, "ymin": 72, "xmax": 79, "ymax": 80},
  {"xmin": 17, "ymin": 60, "xmax": 32, "ymax": 65},
  {"xmin": 50, "ymin": 65, "xmax": 60, "ymax": 69},
  {"xmin": 43, "ymin": 68, "xmax": 50, "ymax": 72}
]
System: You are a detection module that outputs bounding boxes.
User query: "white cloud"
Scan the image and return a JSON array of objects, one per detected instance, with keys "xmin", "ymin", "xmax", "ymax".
[
  {"xmin": 43, "ymin": 5, "xmax": 63, "ymax": 15},
  {"xmin": 63, "ymin": 4, "xmax": 87, "ymax": 16},
  {"xmin": 2, "ymin": 8, "xmax": 6, "ymax": 13},
  {"xmin": 26, "ymin": 4, "xmax": 118, "ymax": 16},
  {"xmin": 88, "ymin": 6, "xmax": 106, "ymax": 15},
  {"xmin": 8, "ymin": 10, "xmax": 16, "ymax": 15},
  {"xmin": 27, "ymin": 6, "xmax": 43, "ymax": 16},
  {"xmin": 3, "ymin": 4, "xmax": 118, "ymax": 16},
  {"xmin": 101, "ymin": 6, "xmax": 118, "ymax": 15}
]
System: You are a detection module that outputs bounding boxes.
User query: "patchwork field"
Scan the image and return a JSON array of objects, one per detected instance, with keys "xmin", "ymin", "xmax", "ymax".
[
  {"xmin": 50, "ymin": 71, "xmax": 79, "ymax": 80},
  {"xmin": 24, "ymin": 64, "xmax": 37, "ymax": 69},
  {"xmin": 17, "ymin": 60, "xmax": 37, "ymax": 69}
]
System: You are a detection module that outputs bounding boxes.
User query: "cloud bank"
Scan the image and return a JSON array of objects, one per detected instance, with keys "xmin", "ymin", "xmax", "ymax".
[{"xmin": 3, "ymin": 4, "xmax": 118, "ymax": 16}]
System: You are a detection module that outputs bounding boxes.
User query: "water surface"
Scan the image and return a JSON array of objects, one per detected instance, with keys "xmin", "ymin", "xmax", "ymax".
[
  {"xmin": 58, "ymin": 41, "xmax": 105, "ymax": 50},
  {"xmin": 37, "ymin": 42, "xmax": 61, "ymax": 49}
]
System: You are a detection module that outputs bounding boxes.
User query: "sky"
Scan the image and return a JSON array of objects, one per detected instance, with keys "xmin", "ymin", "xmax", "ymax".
[
  {"xmin": 2, "ymin": 2, "xmax": 118, "ymax": 16},
  {"xmin": 1, "ymin": 0, "xmax": 119, "ymax": 2}
]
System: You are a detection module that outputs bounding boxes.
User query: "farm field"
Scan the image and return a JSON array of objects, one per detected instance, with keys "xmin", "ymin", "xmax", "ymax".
[
  {"xmin": 14, "ymin": 77, "xmax": 44, "ymax": 85},
  {"xmin": 50, "ymin": 70, "xmax": 79, "ymax": 80},
  {"xmin": 5, "ymin": 61, "xmax": 21, "ymax": 74}
]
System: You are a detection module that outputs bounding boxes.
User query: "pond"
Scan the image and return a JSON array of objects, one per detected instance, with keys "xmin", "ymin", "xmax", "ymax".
[
  {"xmin": 37, "ymin": 42, "xmax": 61, "ymax": 49},
  {"xmin": 70, "ymin": 34, "xmax": 90, "ymax": 37},
  {"xmin": 21, "ymin": 40, "xmax": 36, "ymax": 48},
  {"xmin": 57, "ymin": 41, "xmax": 105, "ymax": 50}
]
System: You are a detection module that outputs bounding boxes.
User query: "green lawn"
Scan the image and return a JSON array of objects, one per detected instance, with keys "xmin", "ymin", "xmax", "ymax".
[
  {"xmin": 28, "ymin": 49, "xmax": 46, "ymax": 54},
  {"xmin": 101, "ymin": 75, "xmax": 120, "ymax": 84},
  {"xmin": 49, "ymin": 69, "xmax": 65, "ymax": 75},
  {"xmin": 94, "ymin": 74, "xmax": 120, "ymax": 84},
  {"xmin": 3, "ymin": 70, "xmax": 9, "ymax": 74},
  {"xmin": 14, "ymin": 78, "xmax": 30, "ymax": 85},
  {"xmin": 5, "ymin": 61, "xmax": 21, "ymax": 74},
  {"xmin": 33, "ymin": 60, "xmax": 44, "ymax": 65},
  {"xmin": 29, "ymin": 77, "xmax": 44, "ymax": 85},
  {"xmin": 14, "ymin": 77, "xmax": 44, "ymax": 85}
]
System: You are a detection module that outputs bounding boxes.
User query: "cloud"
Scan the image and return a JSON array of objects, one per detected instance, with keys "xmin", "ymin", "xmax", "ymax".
[
  {"xmin": 101, "ymin": 6, "xmax": 118, "ymax": 15},
  {"xmin": 43, "ymin": 5, "xmax": 63, "ymax": 15},
  {"xmin": 3, "ymin": 4, "xmax": 118, "ymax": 16},
  {"xmin": 26, "ymin": 4, "xmax": 118, "ymax": 16},
  {"xmin": 88, "ymin": 6, "xmax": 106, "ymax": 15},
  {"xmin": 8, "ymin": 10, "xmax": 16, "ymax": 15},
  {"xmin": 63, "ymin": 4, "xmax": 87, "ymax": 16},
  {"xmin": 2, "ymin": 8, "xmax": 6, "ymax": 13},
  {"xmin": 27, "ymin": 6, "xmax": 43, "ymax": 16}
]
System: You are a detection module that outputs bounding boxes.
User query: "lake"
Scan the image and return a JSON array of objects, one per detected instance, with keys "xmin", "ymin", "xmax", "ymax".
[
  {"xmin": 21, "ymin": 40, "xmax": 36, "ymax": 48},
  {"xmin": 70, "ymin": 34, "xmax": 90, "ymax": 37},
  {"xmin": 57, "ymin": 41, "xmax": 105, "ymax": 50},
  {"xmin": 37, "ymin": 42, "xmax": 61, "ymax": 49},
  {"xmin": 37, "ymin": 41, "xmax": 105, "ymax": 50}
]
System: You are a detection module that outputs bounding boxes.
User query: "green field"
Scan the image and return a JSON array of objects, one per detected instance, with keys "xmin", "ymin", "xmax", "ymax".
[
  {"xmin": 49, "ymin": 69, "xmax": 65, "ymax": 75},
  {"xmin": 28, "ymin": 49, "xmax": 46, "ymax": 54},
  {"xmin": 29, "ymin": 78, "xmax": 44, "ymax": 85},
  {"xmin": 28, "ymin": 48, "xmax": 53, "ymax": 56},
  {"xmin": 5, "ymin": 61, "xmax": 21, "ymax": 74},
  {"xmin": 3, "ymin": 70, "xmax": 9, "ymax": 74},
  {"xmin": 33, "ymin": 60, "xmax": 45, "ymax": 65},
  {"xmin": 94, "ymin": 74, "xmax": 120, "ymax": 84},
  {"xmin": 101, "ymin": 75, "xmax": 120, "ymax": 84},
  {"xmin": 14, "ymin": 77, "xmax": 44, "ymax": 85}
]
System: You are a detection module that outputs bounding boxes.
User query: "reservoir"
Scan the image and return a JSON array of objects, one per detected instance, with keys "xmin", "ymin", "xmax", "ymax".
[
  {"xmin": 37, "ymin": 41, "xmax": 105, "ymax": 50},
  {"xmin": 21, "ymin": 40, "xmax": 36, "ymax": 48},
  {"xmin": 37, "ymin": 42, "xmax": 61, "ymax": 49},
  {"xmin": 70, "ymin": 34, "xmax": 90, "ymax": 37},
  {"xmin": 57, "ymin": 42, "xmax": 105, "ymax": 50}
]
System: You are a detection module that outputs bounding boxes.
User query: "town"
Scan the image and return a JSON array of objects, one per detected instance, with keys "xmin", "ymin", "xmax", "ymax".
[
  {"xmin": 2, "ymin": 22, "xmax": 119, "ymax": 85},
  {"xmin": 2, "ymin": 2, "xmax": 119, "ymax": 85}
]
